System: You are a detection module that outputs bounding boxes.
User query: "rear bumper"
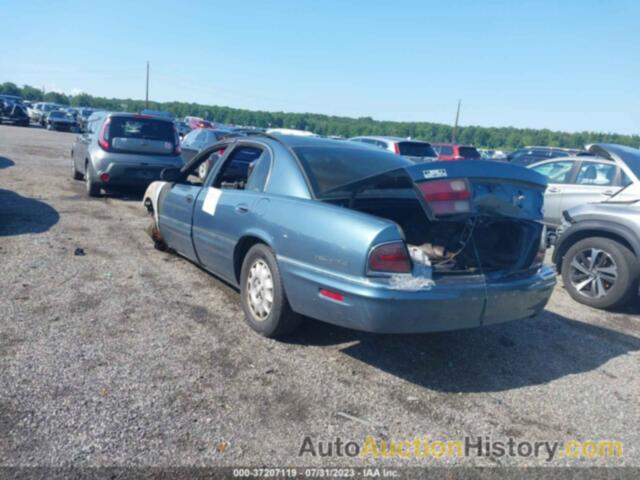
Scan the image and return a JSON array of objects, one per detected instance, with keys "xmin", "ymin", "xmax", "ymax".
[
  {"xmin": 93, "ymin": 154, "xmax": 183, "ymax": 187},
  {"xmin": 278, "ymin": 256, "xmax": 556, "ymax": 333},
  {"xmin": 50, "ymin": 122, "xmax": 74, "ymax": 130}
]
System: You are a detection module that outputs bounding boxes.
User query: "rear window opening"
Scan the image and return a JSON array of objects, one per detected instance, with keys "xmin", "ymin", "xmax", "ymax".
[
  {"xmin": 106, "ymin": 117, "xmax": 177, "ymax": 155},
  {"xmin": 397, "ymin": 142, "xmax": 437, "ymax": 158}
]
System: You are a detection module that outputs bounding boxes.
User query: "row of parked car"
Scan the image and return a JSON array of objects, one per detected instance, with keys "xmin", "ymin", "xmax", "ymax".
[{"xmin": 63, "ymin": 110, "xmax": 639, "ymax": 332}]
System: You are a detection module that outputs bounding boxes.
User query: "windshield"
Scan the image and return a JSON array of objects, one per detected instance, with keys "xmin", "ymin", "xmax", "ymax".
[
  {"xmin": 49, "ymin": 111, "xmax": 67, "ymax": 118},
  {"xmin": 293, "ymin": 145, "xmax": 410, "ymax": 196}
]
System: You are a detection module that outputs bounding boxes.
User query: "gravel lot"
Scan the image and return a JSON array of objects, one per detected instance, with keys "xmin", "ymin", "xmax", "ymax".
[{"xmin": 1, "ymin": 124, "xmax": 639, "ymax": 468}]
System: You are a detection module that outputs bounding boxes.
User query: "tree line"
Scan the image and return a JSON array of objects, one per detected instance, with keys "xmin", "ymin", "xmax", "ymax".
[{"xmin": 2, "ymin": 81, "xmax": 638, "ymax": 150}]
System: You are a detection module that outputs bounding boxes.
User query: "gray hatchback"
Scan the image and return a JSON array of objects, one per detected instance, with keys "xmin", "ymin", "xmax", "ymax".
[{"xmin": 71, "ymin": 112, "xmax": 183, "ymax": 196}]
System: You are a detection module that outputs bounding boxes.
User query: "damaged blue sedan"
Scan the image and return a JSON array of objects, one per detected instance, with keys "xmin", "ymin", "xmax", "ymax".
[{"xmin": 143, "ymin": 134, "xmax": 555, "ymax": 338}]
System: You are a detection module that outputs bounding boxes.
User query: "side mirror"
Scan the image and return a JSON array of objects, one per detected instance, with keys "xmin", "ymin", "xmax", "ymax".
[{"xmin": 160, "ymin": 167, "xmax": 182, "ymax": 182}]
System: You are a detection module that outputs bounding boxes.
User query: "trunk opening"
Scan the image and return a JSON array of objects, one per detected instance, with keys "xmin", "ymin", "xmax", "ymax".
[{"xmin": 325, "ymin": 196, "xmax": 543, "ymax": 274}]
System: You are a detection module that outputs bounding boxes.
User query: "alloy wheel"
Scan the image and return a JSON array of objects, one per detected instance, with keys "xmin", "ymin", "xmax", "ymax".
[{"xmin": 569, "ymin": 248, "xmax": 618, "ymax": 299}]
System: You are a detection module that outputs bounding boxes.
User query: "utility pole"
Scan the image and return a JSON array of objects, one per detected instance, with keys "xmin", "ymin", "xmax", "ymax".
[
  {"xmin": 145, "ymin": 61, "xmax": 150, "ymax": 109},
  {"xmin": 452, "ymin": 99, "xmax": 461, "ymax": 143}
]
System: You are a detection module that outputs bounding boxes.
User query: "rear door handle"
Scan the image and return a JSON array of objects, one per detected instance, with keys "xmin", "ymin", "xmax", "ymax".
[
  {"xmin": 186, "ymin": 195, "xmax": 193, "ymax": 203},
  {"xmin": 602, "ymin": 190, "xmax": 615, "ymax": 196},
  {"xmin": 235, "ymin": 204, "xmax": 249, "ymax": 213},
  {"xmin": 547, "ymin": 187, "xmax": 561, "ymax": 193}
]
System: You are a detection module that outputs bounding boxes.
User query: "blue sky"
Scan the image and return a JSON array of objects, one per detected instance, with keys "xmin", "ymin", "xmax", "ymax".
[{"xmin": 2, "ymin": 0, "xmax": 639, "ymax": 134}]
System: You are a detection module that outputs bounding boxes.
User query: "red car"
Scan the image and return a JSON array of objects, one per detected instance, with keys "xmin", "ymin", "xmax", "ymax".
[
  {"xmin": 184, "ymin": 116, "xmax": 214, "ymax": 129},
  {"xmin": 432, "ymin": 143, "xmax": 482, "ymax": 161}
]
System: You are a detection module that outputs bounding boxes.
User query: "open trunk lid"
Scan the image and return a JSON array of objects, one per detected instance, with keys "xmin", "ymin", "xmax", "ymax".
[
  {"xmin": 324, "ymin": 160, "xmax": 547, "ymax": 221},
  {"xmin": 410, "ymin": 161, "xmax": 546, "ymax": 221}
]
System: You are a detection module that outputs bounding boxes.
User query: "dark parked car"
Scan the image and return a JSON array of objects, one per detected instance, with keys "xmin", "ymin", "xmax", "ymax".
[
  {"xmin": 76, "ymin": 108, "xmax": 96, "ymax": 132},
  {"xmin": 70, "ymin": 112, "xmax": 183, "ymax": 196},
  {"xmin": 553, "ymin": 144, "xmax": 640, "ymax": 309},
  {"xmin": 508, "ymin": 146, "xmax": 593, "ymax": 166},
  {"xmin": 432, "ymin": 143, "xmax": 482, "ymax": 161},
  {"xmin": 174, "ymin": 120, "xmax": 191, "ymax": 138},
  {"xmin": 143, "ymin": 134, "xmax": 555, "ymax": 338},
  {"xmin": 180, "ymin": 128, "xmax": 233, "ymax": 177},
  {"xmin": 45, "ymin": 110, "xmax": 76, "ymax": 131},
  {"xmin": 0, "ymin": 99, "xmax": 29, "ymax": 127}
]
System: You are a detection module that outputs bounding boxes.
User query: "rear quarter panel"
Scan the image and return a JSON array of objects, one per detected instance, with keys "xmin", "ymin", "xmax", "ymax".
[{"xmin": 262, "ymin": 196, "xmax": 400, "ymax": 277}]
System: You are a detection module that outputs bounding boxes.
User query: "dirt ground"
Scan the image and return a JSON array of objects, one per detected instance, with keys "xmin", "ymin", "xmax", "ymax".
[{"xmin": 1, "ymin": 124, "xmax": 639, "ymax": 468}]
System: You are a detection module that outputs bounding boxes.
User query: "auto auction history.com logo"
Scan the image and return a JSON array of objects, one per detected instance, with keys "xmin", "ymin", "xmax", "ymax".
[{"xmin": 298, "ymin": 435, "xmax": 623, "ymax": 462}]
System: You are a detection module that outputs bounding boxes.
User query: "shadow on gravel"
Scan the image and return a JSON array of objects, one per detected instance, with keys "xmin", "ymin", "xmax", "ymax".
[
  {"xmin": 103, "ymin": 187, "xmax": 145, "ymax": 202},
  {"xmin": 0, "ymin": 156, "xmax": 15, "ymax": 169},
  {"xmin": 285, "ymin": 311, "xmax": 640, "ymax": 393},
  {"xmin": 0, "ymin": 189, "xmax": 60, "ymax": 236}
]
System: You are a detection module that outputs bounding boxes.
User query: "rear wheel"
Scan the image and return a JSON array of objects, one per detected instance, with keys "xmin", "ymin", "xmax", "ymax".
[
  {"xmin": 240, "ymin": 244, "xmax": 301, "ymax": 338},
  {"xmin": 71, "ymin": 155, "xmax": 82, "ymax": 180},
  {"xmin": 562, "ymin": 237, "xmax": 639, "ymax": 309},
  {"xmin": 85, "ymin": 162, "xmax": 101, "ymax": 197}
]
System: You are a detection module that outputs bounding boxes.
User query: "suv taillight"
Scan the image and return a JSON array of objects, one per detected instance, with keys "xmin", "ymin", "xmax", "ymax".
[
  {"xmin": 418, "ymin": 178, "xmax": 471, "ymax": 216},
  {"xmin": 368, "ymin": 242, "xmax": 411, "ymax": 274},
  {"xmin": 98, "ymin": 118, "xmax": 111, "ymax": 151}
]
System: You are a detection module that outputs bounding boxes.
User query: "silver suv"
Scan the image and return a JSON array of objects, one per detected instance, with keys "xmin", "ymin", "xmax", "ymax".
[
  {"xmin": 348, "ymin": 136, "xmax": 437, "ymax": 163},
  {"xmin": 553, "ymin": 144, "xmax": 640, "ymax": 309},
  {"xmin": 71, "ymin": 112, "xmax": 183, "ymax": 196}
]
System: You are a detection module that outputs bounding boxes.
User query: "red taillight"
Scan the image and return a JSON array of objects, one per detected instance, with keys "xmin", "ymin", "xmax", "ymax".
[
  {"xmin": 368, "ymin": 242, "xmax": 411, "ymax": 274},
  {"xmin": 419, "ymin": 179, "xmax": 471, "ymax": 215},
  {"xmin": 393, "ymin": 143, "xmax": 400, "ymax": 155},
  {"xmin": 98, "ymin": 118, "xmax": 111, "ymax": 151},
  {"xmin": 319, "ymin": 289, "xmax": 345, "ymax": 302},
  {"xmin": 99, "ymin": 173, "xmax": 110, "ymax": 182}
]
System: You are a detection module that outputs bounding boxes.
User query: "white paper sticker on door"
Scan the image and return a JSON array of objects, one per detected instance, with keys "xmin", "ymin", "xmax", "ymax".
[{"xmin": 202, "ymin": 187, "xmax": 222, "ymax": 216}]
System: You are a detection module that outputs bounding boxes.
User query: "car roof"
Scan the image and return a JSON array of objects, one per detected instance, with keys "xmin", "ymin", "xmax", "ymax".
[
  {"xmin": 106, "ymin": 112, "xmax": 175, "ymax": 122},
  {"xmin": 351, "ymin": 135, "xmax": 424, "ymax": 143},
  {"xmin": 528, "ymin": 156, "xmax": 611, "ymax": 167},
  {"xmin": 265, "ymin": 134, "xmax": 376, "ymax": 149},
  {"xmin": 432, "ymin": 143, "xmax": 474, "ymax": 147}
]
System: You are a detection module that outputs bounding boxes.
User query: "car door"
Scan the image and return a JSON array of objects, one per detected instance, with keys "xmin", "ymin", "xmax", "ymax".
[
  {"xmin": 556, "ymin": 160, "xmax": 620, "ymax": 213},
  {"xmin": 157, "ymin": 175, "xmax": 206, "ymax": 262},
  {"xmin": 192, "ymin": 143, "xmax": 270, "ymax": 284},
  {"xmin": 530, "ymin": 159, "xmax": 578, "ymax": 227},
  {"xmin": 73, "ymin": 119, "xmax": 95, "ymax": 173}
]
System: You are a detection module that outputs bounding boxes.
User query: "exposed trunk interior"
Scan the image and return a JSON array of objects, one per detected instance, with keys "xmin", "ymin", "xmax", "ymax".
[{"xmin": 325, "ymin": 196, "xmax": 543, "ymax": 274}]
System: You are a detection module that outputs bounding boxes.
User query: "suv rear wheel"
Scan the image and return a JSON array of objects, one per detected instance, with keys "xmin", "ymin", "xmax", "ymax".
[
  {"xmin": 85, "ymin": 162, "xmax": 101, "ymax": 197},
  {"xmin": 562, "ymin": 237, "xmax": 639, "ymax": 309}
]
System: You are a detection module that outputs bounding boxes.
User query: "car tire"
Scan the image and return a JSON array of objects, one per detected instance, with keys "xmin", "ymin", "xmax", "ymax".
[
  {"xmin": 561, "ymin": 237, "xmax": 639, "ymax": 309},
  {"xmin": 85, "ymin": 162, "xmax": 101, "ymax": 197},
  {"xmin": 240, "ymin": 244, "xmax": 302, "ymax": 338},
  {"xmin": 71, "ymin": 156, "xmax": 83, "ymax": 180},
  {"xmin": 145, "ymin": 219, "xmax": 168, "ymax": 251}
]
